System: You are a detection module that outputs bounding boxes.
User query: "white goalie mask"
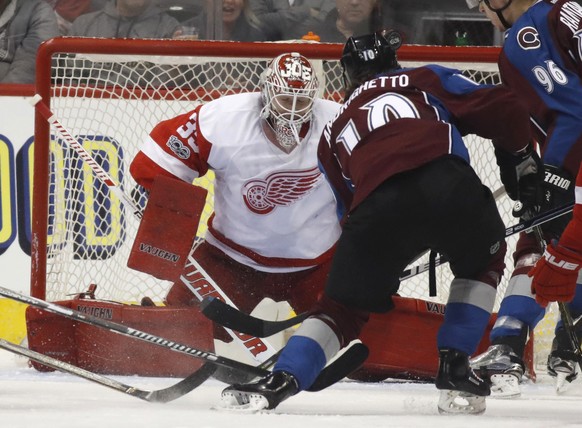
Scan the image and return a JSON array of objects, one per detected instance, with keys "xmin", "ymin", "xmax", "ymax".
[{"xmin": 260, "ymin": 52, "xmax": 319, "ymax": 150}]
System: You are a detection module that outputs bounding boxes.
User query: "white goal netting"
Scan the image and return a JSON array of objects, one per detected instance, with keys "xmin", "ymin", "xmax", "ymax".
[{"xmin": 32, "ymin": 38, "xmax": 558, "ymax": 370}]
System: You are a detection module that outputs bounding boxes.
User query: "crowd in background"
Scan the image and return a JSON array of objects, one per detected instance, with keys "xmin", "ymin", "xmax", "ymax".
[{"xmin": 0, "ymin": 0, "xmax": 491, "ymax": 84}]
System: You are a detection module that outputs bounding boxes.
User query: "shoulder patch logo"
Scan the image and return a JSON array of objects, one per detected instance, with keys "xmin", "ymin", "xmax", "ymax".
[
  {"xmin": 517, "ymin": 26, "xmax": 541, "ymax": 50},
  {"xmin": 242, "ymin": 167, "xmax": 322, "ymax": 214},
  {"xmin": 166, "ymin": 135, "xmax": 191, "ymax": 159}
]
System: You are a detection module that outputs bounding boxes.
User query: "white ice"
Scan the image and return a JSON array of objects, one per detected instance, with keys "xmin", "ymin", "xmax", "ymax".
[{"xmin": 1, "ymin": 350, "xmax": 581, "ymax": 428}]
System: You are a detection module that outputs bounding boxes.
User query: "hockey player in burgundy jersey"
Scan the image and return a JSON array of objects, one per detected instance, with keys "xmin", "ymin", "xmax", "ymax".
[
  {"xmin": 468, "ymin": 0, "xmax": 582, "ymax": 395},
  {"xmin": 130, "ymin": 53, "xmax": 341, "ymax": 341},
  {"xmin": 220, "ymin": 30, "xmax": 539, "ymax": 415}
]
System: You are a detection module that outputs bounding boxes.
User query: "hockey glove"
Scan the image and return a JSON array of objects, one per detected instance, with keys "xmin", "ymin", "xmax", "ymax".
[
  {"xmin": 529, "ymin": 242, "xmax": 582, "ymax": 307},
  {"xmin": 494, "ymin": 144, "xmax": 543, "ymax": 217}
]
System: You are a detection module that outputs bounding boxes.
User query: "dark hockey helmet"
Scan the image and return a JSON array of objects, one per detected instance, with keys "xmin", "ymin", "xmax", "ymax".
[{"xmin": 340, "ymin": 30, "xmax": 402, "ymax": 97}]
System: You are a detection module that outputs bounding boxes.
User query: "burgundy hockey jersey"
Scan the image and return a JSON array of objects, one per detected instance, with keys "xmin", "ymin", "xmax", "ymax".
[
  {"xmin": 318, "ymin": 65, "xmax": 532, "ymax": 215},
  {"xmin": 498, "ymin": 0, "xmax": 582, "ymax": 177}
]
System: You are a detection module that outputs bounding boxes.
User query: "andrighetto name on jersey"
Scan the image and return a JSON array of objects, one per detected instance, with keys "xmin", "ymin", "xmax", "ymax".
[
  {"xmin": 333, "ymin": 74, "xmax": 411, "ymax": 121},
  {"xmin": 559, "ymin": 1, "xmax": 582, "ymax": 34},
  {"xmin": 349, "ymin": 74, "xmax": 410, "ymax": 104}
]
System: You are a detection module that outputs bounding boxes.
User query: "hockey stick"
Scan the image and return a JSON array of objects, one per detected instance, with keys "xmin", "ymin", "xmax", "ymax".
[
  {"xmin": 202, "ymin": 202, "xmax": 577, "ymax": 338},
  {"xmin": 212, "ymin": 348, "xmax": 283, "ymax": 385},
  {"xmin": 201, "ymin": 297, "xmax": 310, "ymax": 337},
  {"xmin": 0, "ymin": 338, "xmax": 216, "ymax": 403},
  {"xmin": 0, "ymin": 286, "xmax": 362, "ymax": 392},
  {"xmin": 31, "ymin": 95, "xmax": 278, "ymax": 365},
  {"xmin": 399, "ymin": 201, "xmax": 575, "ymax": 281},
  {"xmin": 30, "ymin": 96, "xmax": 143, "ymax": 219},
  {"xmin": 0, "ymin": 285, "xmax": 268, "ymax": 377}
]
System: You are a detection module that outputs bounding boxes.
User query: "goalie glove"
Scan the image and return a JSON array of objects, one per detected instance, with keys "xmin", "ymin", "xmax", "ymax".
[
  {"xmin": 494, "ymin": 144, "xmax": 543, "ymax": 217},
  {"xmin": 529, "ymin": 241, "xmax": 582, "ymax": 307}
]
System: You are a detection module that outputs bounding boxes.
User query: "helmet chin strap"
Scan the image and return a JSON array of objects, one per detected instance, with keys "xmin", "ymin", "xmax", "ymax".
[{"xmin": 483, "ymin": 0, "xmax": 514, "ymax": 30}]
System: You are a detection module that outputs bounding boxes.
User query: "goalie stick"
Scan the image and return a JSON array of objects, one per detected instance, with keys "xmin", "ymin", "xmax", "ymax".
[
  {"xmin": 202, "ymin": 201, "xmax": 576, "ymax": 338},
  {"xmin": 0, "ymin": 286, "xmax": 366, "ymax": 392},
  {"xmin": 0, "ymin": 338, "xmax": 216, "ymax": 403},
  {"xmin": 30, "ymin": 94, "xmax": 278, "ymax": 365}
]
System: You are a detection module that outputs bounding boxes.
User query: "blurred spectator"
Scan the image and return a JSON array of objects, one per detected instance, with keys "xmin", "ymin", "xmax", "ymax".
[
  {"xmin": 249, "ymin": 0, "xmax": 335, "ymax": 40},
  {"xmin": 174, "ymin": 0, "xmax": 268, "ymax": 91},
  {"xmin": 62, "ymin": 0, "xmax": 181, "ymax": 88},
  {"xmin": 181, "ymin": 0, "xmax": 268, "ymax": 42},
  {"xmin": 43, "ymin": 0, "xmax": 91, "ymax": 34},
  {"xmin": 0, "ymin": 0, "xmax": 59, "ymax": 84},
  {"xmin": 91, "ymin": 0, "xmax": 107, "ymax": 9},
  {"xmin": 301, "ymin": 0, "xmax": 382, "ymax": 43},
  {"xmin": 69, "ymin": 0, "xmax": 181, "ymax": 39},
  {"xmin": 155, "ymin": 0, "xmax": 202, "ymax": 23}
]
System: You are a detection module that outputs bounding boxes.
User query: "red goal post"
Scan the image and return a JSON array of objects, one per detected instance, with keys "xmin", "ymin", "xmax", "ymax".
[{"xmin": 32, "ymin": 37, "xmax": 555, "ymax": 369}]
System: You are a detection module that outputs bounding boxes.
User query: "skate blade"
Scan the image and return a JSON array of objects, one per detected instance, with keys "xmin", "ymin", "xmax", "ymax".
[
  {"xmin": 489, "ymin": 373, "xmax": 521, "ymax": 399},
  {"xmin": 555, "ymin": 372, "xmax": 573, "ymax": 395},
  {"xmin": 219, "ymin": 390, "xmax": 270, "ymax": 413},
  {"xmin": 437, "ymin": 390, "xmax": 486, "ymax": 415}
]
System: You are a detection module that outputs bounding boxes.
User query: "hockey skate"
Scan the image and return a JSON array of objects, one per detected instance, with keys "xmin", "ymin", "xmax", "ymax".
[
  {"xmin": 435, "ymin": 348, "xmax": 490, "ymax": 415},
  {"xmin": 469, "ymin": 344, "xmax": 524, "ymax": 399},
  {"xmin": 220, "ymin": 371, "xmax": 299, "ymax": 412},
  {"xmin": 547, "ymin": 328, "xmax": 581, "ymax": 394}
]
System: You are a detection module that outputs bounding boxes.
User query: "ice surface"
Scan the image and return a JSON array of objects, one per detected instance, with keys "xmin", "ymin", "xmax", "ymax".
[{"xmin": 1, "ymin": 349, "xmax": 581, "ymax": 428}]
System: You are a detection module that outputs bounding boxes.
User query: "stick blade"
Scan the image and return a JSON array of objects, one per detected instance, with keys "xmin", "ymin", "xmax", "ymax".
[
  {"xmin": 201, "ymin": 297, "xmax": 308, "ymax": 337},
  {"xmin": 307, "ymin": 342, "xmax": 369, "ymax": 392},
  {"xmin": 144, "ymin": 363, "xmax": 216, "ymax": 403}
]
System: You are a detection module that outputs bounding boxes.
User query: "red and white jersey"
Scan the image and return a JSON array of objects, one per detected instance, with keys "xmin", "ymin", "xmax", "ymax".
[
  {"xmin": 559, "ymin": 163, "xmax": 582, "ymax": 253},
  {"xmin": 131, "ymin": 92, "xmax": 342, "ymax": 272}
]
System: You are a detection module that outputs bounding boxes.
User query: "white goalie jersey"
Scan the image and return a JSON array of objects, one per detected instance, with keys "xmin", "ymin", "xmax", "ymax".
[{"xmin": 131, "ymin": 92, "xmax": 342, "ymax": 272}]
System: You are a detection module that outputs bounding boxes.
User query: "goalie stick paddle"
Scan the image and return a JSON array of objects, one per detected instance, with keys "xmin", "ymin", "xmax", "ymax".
[
  {"xmin": 202, "ymin": 201, "xmax": 577, "ymax": 339},
  {"xmin": 0, "ymin": 338, "xmax": 216, "ymax": 403},
  {"xmin": 0, "ymin": 287, "xmax": 361, "ymax": 392}
]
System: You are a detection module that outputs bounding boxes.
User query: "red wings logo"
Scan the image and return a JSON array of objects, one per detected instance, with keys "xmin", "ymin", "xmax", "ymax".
[{"xmin": 243, "ymin": 167, "xmax": 322, "ymax": 214}]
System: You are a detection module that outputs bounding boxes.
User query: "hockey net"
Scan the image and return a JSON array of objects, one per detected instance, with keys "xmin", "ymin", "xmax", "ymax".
[{"xmin": 32, "ymin": 37, "xmax": 557, "ymax": 370}]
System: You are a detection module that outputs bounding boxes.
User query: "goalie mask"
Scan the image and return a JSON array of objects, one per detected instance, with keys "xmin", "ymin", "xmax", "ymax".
[
  {"xmin": 341, "ymin": 30, "xmax": 402, "ymax": 99},
  {"xmin": 260, "ymin": 52, "xmax": 319, "ymax": 151}
]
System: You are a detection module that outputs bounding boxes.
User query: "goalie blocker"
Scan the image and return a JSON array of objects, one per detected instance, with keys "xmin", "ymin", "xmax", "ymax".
[{"xmin": 127, "ymin": 174, "xmax": 208, "ymax": 282}]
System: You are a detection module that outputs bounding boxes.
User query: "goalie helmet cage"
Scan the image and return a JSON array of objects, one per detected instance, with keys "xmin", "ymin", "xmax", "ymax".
[{"xmin": 32, "ymin": 36, "xmax": 555, "ymax": 370}]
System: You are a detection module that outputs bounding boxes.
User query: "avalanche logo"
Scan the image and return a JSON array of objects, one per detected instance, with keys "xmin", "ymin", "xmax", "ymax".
[
  {"xmin": 242, "ymin": 167, "xmax": 322, "ymax": 214},
  {"xmin": 166, "ymin": 135, "xmax": 190, "ymax": 159},
  {"xmin": 517, "ymin": 26, "xmax": 541, "ymax": 50}
]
